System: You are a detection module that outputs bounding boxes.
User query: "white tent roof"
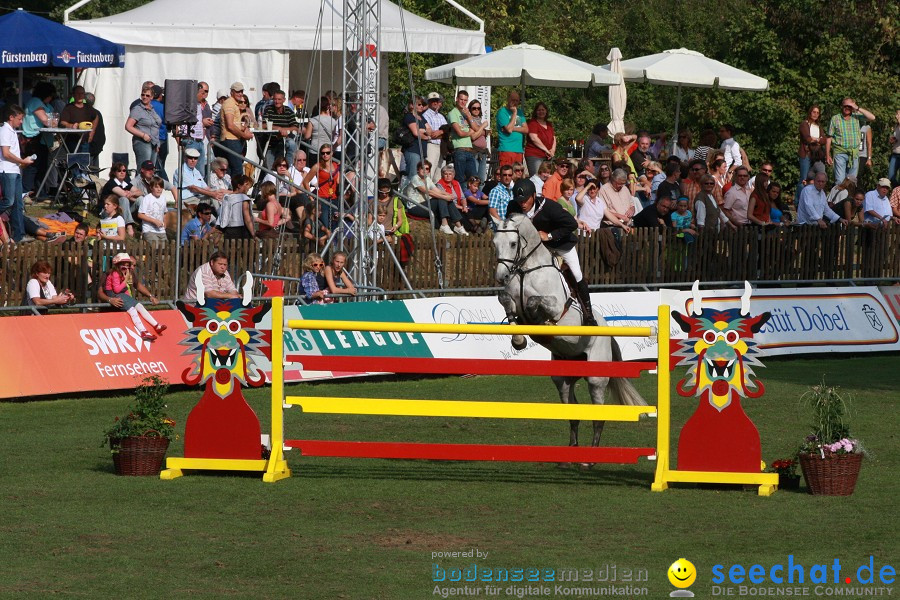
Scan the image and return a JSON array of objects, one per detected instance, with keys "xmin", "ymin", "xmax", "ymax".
[{"xmin": 69, "ymin": 0, "xmax": 485, "ymax": 55}]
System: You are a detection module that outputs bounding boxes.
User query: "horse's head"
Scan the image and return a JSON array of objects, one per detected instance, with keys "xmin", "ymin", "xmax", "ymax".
[
  {"xmin": 177, "ymin": 272, "xmax": 270, "ymax": 398},
  {"xmin": 493, "ymin": 213, "xmax": 541, "ymax": 285},
  {"xmin": 672, "ymin": 282, "xmax": 771, "ymax": 410}
]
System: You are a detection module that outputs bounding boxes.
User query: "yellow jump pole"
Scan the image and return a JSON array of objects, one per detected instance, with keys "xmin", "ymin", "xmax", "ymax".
[
  {"xmin": 651, "ymin": 304, "xmax": 671, "ymax": 492},
  {"xmin": 263, "ymin": 294, "xmax": 290, "ymax": 482},
  {"xmin": 288, "ymin": 319, "xmax": 653, "ymax": 338}
]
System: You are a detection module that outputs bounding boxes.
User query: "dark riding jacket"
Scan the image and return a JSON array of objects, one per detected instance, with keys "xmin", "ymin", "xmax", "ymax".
[{"xmin": 530, "ymin": 197, "xmax": 578, "ymax": 252}]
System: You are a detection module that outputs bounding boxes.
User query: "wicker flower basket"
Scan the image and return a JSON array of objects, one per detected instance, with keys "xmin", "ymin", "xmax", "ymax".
[
  {"xmin": 799, "ymin": 452, "xmax": 862, "ymax": 496},
  {"xmin": 111, "ymin": 435, "xmax": 170, "ymax": 476}
]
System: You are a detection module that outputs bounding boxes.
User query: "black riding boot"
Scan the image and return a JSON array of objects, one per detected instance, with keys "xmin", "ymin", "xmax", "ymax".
[{"xmin": 576, "ymin": 279, "xmax": 598, "ymax": 326}]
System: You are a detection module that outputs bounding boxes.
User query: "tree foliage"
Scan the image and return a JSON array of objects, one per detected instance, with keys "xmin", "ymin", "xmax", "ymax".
[
  {"xmin": 12, "ymin": 0, "xmax": 898, "ymax": 188},
  {"xmin": 390, "ymin": 0, "xmax": 898, "ymax": 188}
]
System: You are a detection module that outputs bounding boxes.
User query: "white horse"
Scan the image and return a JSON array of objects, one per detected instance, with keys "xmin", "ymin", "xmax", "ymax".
[{"xmin": 493, "ymin": 213, "xmax": 647, "ymax": 449}]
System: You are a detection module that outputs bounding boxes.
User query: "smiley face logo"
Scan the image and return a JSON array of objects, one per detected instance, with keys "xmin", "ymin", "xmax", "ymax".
[{"xmin": 668, "ymin": 558, "xmax": 696, "ymax": 589}]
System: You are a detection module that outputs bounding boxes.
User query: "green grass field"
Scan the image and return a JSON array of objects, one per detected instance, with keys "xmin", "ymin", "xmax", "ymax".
[{"xmin": 1, "ymin": 356, "xmax": 897, "ymax": 599}]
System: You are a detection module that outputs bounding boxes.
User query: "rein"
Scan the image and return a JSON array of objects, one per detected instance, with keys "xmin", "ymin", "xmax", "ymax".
[{"xmin": 496, "ymin": 225, "xmax": 574, "ymax": 325}]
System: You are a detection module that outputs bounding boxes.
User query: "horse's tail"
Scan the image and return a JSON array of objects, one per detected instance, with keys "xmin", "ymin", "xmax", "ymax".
[{"xmin": 608, "ymin": 338, "xmax": 648, "ymax": 406}]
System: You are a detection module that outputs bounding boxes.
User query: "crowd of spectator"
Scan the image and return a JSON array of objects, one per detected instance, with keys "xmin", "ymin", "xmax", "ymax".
[{"xmin": 3, "ymin": 79, "xmax": 899, "ymax": 314}]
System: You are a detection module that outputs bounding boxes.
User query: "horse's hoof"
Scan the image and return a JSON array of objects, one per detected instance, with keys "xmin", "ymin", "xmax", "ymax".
[
  {"xmin": 579, "ymin": 463, "xmax": 594, "ymax": 470},
  {"xmin": 512, "ymin": 335, "xmax": 527, "ymax": 350},
  {"xmin": 556, "ymin": 462, "xmax": 573, "ymax": 469}
]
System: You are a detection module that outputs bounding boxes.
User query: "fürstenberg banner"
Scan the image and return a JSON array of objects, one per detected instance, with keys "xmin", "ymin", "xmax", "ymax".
[{"xmin": 259, "ymin": 285, "xmax": 899, "ymax": 383}]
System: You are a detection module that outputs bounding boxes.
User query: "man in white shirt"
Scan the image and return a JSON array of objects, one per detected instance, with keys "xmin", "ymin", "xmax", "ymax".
[
  {"xmin": 863, "ymin": 178, "xmax": 895, "ymax": 227},
  {"xmin": 797, "ymin": 172, "xmax": 846, "ymax": 228},
  {"xmin": 722, "ymin": 166, "xmax": 753, "ymax": 226},
  {"xmin": 175, "ymin": 147, "xmax": 224, "ymax": 206},
  {"xmin": 422, "ymin": 92, "xmax": 448, "ymax": 182},
  {"xmin": 0, "ymin": 105, "xmax": 34, "ymax": 242},
  {"xmin": 719, "ymin": 123, "xmax": 742, "ymax": 172}
]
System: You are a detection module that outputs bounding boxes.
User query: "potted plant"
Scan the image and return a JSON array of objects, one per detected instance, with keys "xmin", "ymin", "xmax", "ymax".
[
  {"xmin": 768, "ymin": 458, "xmax": 801, "ymax": 490},
  {"xmin": 102, "ymin": 375, "xmax": 176, "ymax": 476},
  {"xmin": 797, "ymin": 380, "xmax": 865, "ymax": 496}
]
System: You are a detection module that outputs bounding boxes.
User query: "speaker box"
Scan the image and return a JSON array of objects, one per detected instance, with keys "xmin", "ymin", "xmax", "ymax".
[{"xmin": 163, "ymin": 79, "xmax": 198, "ymax": 126}]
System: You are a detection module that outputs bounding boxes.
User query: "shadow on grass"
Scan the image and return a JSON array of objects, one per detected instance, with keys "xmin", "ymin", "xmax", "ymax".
[{"xmin": 292, "ymin": 460, "xmax": 653, "ymax": 487}]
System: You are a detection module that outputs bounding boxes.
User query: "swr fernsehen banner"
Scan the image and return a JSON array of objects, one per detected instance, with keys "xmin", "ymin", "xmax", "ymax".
[
  {"xmin": 1, "ymin": 286, "xmax": 898, "ymax": 399},
  {"xmin": 0, "ymin": 310, "xmax": 189, "ymax": 400}
]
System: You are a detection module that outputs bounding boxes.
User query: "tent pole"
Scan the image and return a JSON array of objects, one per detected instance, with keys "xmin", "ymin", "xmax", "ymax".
[
  {"xmin": 18, "ymin": 68, "xmax": 23, "ymax": 105},
  {"xmin": 173, "ymin": 140, "xmax": 184, "ymax": 302},
  {"xmin": 672, "ymin": 84, "xmax": 682, "ymax": 155}
]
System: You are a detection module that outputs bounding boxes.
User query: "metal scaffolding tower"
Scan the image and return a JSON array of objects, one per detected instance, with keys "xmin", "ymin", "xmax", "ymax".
[{"xmin": 339, "ymin": 0, "xmax": 382, "ymax": 289}]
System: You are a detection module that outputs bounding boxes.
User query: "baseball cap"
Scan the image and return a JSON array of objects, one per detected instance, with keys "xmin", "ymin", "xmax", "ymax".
[
  {"xmin": 877, "ymin": 178, "xmax": 892, "ymax": 188},
  {"xmin": 426, "ymin": 92, "xmax": 442, "ymax": 102},
  {"xmin": 216, "ymin": 88, "xmax": 229, "ymax": 100},
  {"xmin": 140, "ymin": 160, "xmax": 155, "ymax": 171},
  {"xmin": 512, "ymin": 179, "xmax": 536, "ymax": 202},
  {"xmin": 185, "ymin": 148, "xmax": 201, "ymax": 158},
  {"xmin": 151, "ymin": 85, "xmax": 164, "ymax": 98},
  {"xmin": 230, "ymin": 81, "xmax": 245, "ymax": 92}
]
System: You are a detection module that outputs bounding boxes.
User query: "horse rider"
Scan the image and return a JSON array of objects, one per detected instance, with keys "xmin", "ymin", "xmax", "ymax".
[{"xmin": 506, "ymin": 179, "xmax": 598, "ymax": 326}]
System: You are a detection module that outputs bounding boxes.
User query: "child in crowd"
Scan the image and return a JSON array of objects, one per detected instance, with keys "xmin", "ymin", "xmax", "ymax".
[
  {"xmin": 302, "ymin": 202, "xmax": 330, "ymax": 250},
  {"xmin": 464, "ymin": 176, "xmax": 489, "ymax": 232},
  {"xmin": 557, "ymin": 179, "xmax": 577, "ymax": 217},
  {"xmin": 104, "ymin": 253, "xmax": 165, "ymax": 341},
  {"xmin": 671, "ymin": 196, "xmax": 697, "ymax": 243},
  {"xmin": 137, "ymin": 176, "xmax": 168, "ymax": 244},
  {"xmin": 99, "ymin": 195, "xmax": 127, "ymax": 242},
  {"xmin": 368, "ymin": 207, "xmax": 395, "ymax": 243}
]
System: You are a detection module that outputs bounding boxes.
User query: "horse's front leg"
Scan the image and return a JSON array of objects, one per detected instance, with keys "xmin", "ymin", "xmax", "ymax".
[
  {"xmin": 553, "ymin": 374, "xmax": 580, "ymax": 468},
  {"xmin": 499, "ymin": 291, "xmax": 527, "ymax": 351},
  {"xmin": 586, "ymin": 376, "xmax": 611, "ymax": 447},
  {"xmin": 525, "ymin": 295, "xmax": 562, "ymax": 325}
]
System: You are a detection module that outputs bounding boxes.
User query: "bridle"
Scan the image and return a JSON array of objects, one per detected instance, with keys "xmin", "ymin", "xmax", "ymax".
[{"xmin": 495, "ymin": 219, "xmax": 572, "ymax": 325}]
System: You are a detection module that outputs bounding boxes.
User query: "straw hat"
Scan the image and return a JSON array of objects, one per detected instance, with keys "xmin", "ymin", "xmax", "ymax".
[{"xmin": 112, "ymin": 253, "xmax": 134, "ymax": 265}]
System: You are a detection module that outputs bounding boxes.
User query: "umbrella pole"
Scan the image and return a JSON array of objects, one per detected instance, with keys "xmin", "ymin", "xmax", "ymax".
[
  {"xmin": 672, "ymin": 84, "xmax": 682, "ymax": 155},
  {"xmin": 18, "ymin": 68, "xmax": 23, "ymax": 105}
]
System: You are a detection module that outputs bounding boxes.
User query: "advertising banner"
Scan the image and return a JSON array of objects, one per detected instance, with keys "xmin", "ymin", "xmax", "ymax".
[
  {"xmin": 666, "ymin": 286, "xmax": 900, "ymax": 355},
  {"xmin": 3, "ymin": 286, "xmax": 897, "ymax": 399},
  {"xmin": 0, "ymin": 310, "xmax": 192, "ymax": 400}
]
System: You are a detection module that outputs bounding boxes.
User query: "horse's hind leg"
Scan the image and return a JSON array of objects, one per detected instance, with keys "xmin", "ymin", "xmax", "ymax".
[
  {"xmin": 587, "ymin": 376, "xmax": 610, "ymax": 447},
  {"xmin": 552, "ymin": 374, "xmax": 579, "ymax": 446}
]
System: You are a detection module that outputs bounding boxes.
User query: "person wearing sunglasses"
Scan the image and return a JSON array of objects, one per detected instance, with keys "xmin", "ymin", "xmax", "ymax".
[
  {"xmin": 302, "ymin": 143, "xmax": 340, "ymax": 225},
  {"xmin": 466, "ymin": 99, "xmax": 490, "ymax": 186},
  {"xmin": 300, "ymin": 252, "xmax": 330, "ymax": 304},
  {"xmin": 125, "ymin": 84, "xmax": 162, "ymax": 169},
  {"xmin": 181, "ymin": 202, "xmax": 215, "ymax": 245},
  {"xmin": 220, "ymin": 82, "xmax": 253, "ymax": 177},
  {"xmin": 447, "ymin": 90, "xmax": 481, "ymax": 190},
  {"xmin": 825, "ymin": 98, "xmax": 876, "ymax": 186}
]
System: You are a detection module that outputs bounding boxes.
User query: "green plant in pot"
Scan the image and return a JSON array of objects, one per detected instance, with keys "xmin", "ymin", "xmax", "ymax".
[
  {"xmin": 797, "ymin": 379, "xmax": 865, "ymax": 496},
  {"xmin": 767, "ymin": 458, "xmax": 800, "ymax": 490},
  {"xmin": 103, "ymin": 375, "xmax": 175, "ymax": 476}
]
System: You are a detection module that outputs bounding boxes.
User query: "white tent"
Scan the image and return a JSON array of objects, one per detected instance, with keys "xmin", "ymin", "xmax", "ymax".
[{"xmin": 68, "ymin": 0, "xmax": 485, "ymax": 170}]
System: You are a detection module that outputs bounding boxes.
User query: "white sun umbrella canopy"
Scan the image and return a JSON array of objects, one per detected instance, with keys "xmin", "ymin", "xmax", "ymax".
[
  {"xmin": 606, "ymin": 47, "xmax": 627, "ymax": 135},
  {"xmin": 600, "ymin": 48, "xmax": 768, "ymax": 148},
  {"xmin": 425, "ymin": 43, "xmax": 622, "ymax": 88}
]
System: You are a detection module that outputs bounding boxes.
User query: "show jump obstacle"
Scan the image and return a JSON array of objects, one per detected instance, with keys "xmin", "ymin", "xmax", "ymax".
[{"xmin": 161, "ymin": 280, "xmax": 778, "ymax": 496}]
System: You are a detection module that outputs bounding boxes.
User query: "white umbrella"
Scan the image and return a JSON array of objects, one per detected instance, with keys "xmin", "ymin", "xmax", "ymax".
[
  {"xmin": 425, "ymin": 43, "xmax": 622, "ymax": 88},
  {"xmin": 600, "ymin": 48, "xmax": 768, "ymax": 148},
  {"xmin": 606, "ymin": 47, "xmax": 627, "ymax": 135}
]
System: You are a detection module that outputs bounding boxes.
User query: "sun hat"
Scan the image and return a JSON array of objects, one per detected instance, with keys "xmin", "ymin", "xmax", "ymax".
[
  {"xmin": 112, "ymin": 253, "xmax": 134, "ymax": 265},
  {"xmin": 185, "ymin": 148, "xmax": 201, "ymax": 158}
]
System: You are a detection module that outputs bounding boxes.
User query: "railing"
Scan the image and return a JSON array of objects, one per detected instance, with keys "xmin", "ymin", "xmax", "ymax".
[{"xmin": 1, "ymin": 227, "xmax": 898, "ymax": 308}]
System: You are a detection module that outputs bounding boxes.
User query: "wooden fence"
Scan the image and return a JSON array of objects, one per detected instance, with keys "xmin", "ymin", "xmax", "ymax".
[{"xmin": 2, "ymin": 227, "xmax": 898, "ymax": 307}]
